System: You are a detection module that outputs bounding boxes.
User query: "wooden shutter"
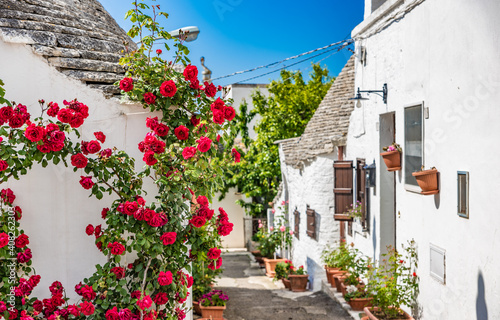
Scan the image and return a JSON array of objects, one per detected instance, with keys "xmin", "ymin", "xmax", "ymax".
[
  {"xmin": 306, "ymin": 208, "xmax": 316, "ymax": 240},
  {"xmin": 334, "ymin": 161, "xmax": 353, "ymax": 237},
  {"xmin": 294, "ymin": 210, "xmax": 300, "ymax": 239},
  {"xmin": 356, "ymin": 159, "xmax": 368, "ymax": 229}
]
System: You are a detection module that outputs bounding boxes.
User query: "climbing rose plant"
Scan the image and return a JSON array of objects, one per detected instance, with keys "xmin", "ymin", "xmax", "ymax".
[{"xmin": 0, "ymin": 2, "xmax": 238, "ymax": 319}]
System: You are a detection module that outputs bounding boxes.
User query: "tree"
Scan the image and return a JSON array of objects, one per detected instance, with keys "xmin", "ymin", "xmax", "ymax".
[{"xmin": 221, "ymin": 64, "xmax": 333, "ymax": 216}]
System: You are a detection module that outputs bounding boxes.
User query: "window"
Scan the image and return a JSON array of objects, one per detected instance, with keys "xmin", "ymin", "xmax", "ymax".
[
  {"xmin": 404, "ymin": 103, "xmax": 424, "ymax": 189},
  {"xmin": 356, "ymin": 159, "xmax": 368, "ymax": 230},
  {"xmin": 458, "ymin": 171, "xmax": 469, "ymax": 218},
  {"xmin": 306, "ymin": 207, "xmax": 317, "ymax": 240},
  {"xmin": 333, "ymin": 161, "xmax": 353, "ymax": 240},
  {"xmin": 430, "ymin": 244, "xmax": 446, "ymax": 284}
]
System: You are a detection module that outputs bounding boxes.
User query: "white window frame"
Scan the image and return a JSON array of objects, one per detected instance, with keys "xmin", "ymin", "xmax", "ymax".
[
  {"xmin": 457, "ymin": 171, "xmax": 469, "ymax": 218},
  {"xmin": 404, "ymin": 102, "xmax": 425, "ymax": 193}
]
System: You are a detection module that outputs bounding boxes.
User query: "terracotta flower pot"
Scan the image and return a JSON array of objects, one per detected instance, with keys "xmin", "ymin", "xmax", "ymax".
[
  {"xmin": 381, "ymin": 150, "xmax": 401, "ymax": 171},
  {"xmin": 282, "ymin": 278, "xmax": 291, "ymax": 290},
  {"xmin": 200, "ymin": 305, "xmax": 226, "ymax": 320},
  {"xmin": 363, "ymin": 306, "xmax": 414, "ymax": 320},
  {"xmin": 255, "ymin": 255, "xmax": 265, "ymax": 264},
  {"xmin": 412, "ymin": 168, "xmax": 439, "ymax": 195},
  {"xmin": 325, "ymin": 266, "xmax": 341, "ymax": 284},
  {"xmin": 333, "ymin": 274, "xmax": 347, "ymax": 292},
  {"xmin": 251, "ymin": 250, "xmax": 262, "ymax": 257},
  {"xmin": 334, "ymin": 214, "xmax": 353, "ymax": 222},
  {"xmin": 361, "ymin": 317, "xmax": 369, "ymax": 320},
  {"xmin": 340, "ymin": 280, "xmax": 347, "ymax": 296},
  {"xmin": 348, "ymin": 297, "xmax": 373, "ymax": 311},
  {"xmin": 289, "ymin": 274, "xmax": 308, "ymax": 292},
  {"xmin": 263, "ymin": 258, "xmax": 287, "ymax": 277},
  {"xmin": 192, "ymin": 301, "xmax": 202, "ymax": 315}
]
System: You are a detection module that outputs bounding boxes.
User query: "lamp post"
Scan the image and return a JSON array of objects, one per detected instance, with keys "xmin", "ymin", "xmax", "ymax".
[{"xmin": 168, "ymin": 26, "xmax": 200, "ymax": 42}]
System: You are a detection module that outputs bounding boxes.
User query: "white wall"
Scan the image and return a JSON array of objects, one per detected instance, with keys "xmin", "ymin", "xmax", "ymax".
[
  {"xmin": 212, "ymin": 190, "xmax": 246, "ymax": 249},
  {"xmin": 227, "ymin": 84, "xmax": 268, "ymax": 140},
  {"xmin": 279, "ymin": 147, "xmax": 340, "ymax": 291},
  {"xmin": 348, "ymin": 0, "xmax": 500, "ymax": 318},
  {"xmin": 0, "ymin": 40, "xmax": 184, "ymax": 309}
]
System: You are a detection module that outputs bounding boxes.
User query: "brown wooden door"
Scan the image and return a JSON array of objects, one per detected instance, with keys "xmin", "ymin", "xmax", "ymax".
[{"xmin": 334, "ymin": 161, "xmax": 353, "ymax": 240}]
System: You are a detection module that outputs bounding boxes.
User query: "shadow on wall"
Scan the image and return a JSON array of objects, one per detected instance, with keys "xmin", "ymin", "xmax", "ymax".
[
  {"xmin": 306, "ymin": 256, "xmax": 323, "ymax": 291},
  {"xmin": 476, "ymin": 270, "xmax": 488, "ymax": 320}
]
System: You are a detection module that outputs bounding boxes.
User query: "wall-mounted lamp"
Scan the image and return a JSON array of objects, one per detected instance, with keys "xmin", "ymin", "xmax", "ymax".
[{"xmin": 350, "ymin": 83, "xmax": 388, "ymax": 108}]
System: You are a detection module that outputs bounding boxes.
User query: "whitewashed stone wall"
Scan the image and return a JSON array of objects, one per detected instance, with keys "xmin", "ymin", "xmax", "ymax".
[
  {"xmin": 279, "ymin": 147, "xmax": 340, "ymax": 291},
  {"xmin": 347, "ymin": 0, "xmax": 500, "ymax": 318}
]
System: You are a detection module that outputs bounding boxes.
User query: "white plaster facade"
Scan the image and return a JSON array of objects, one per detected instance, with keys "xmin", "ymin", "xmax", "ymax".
[
  {"xmin": 278, "ymin": 149, "xmax": 340, "ymax": 291},
  {"xmin": 345, "ymin": 0, "xmax": 500, "ymax": 318}
]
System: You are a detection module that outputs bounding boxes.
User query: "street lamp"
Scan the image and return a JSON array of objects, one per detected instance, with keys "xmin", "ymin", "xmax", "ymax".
[
  {"xmin": 168, "ymin": 26, "xmax": 200, "ymax": 42},
  {"xmin": 350, "ymin": 83, "xmax": 388, "ymax": 108}
]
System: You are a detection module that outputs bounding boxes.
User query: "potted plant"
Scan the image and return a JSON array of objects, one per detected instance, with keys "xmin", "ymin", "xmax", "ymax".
[
  {"xmin": 334, "ymin": 201, "xmax": 363, "ymax": 222},
  {"xmin": 199, "ymin": 290, "xmax": 229, "ymax": 320},
  {"xmin": 344, "ymin": 285, "xmax": 373, "ymax": 311},
  {"xmin": 381, "ymin": 143, "xmax": 402, "ymax": 171},
  {"xmin": 274, "ymin": 260, "xmax": 294, "ymax": 289},
  {"xmin": 412, "ymin": 166, "xmax": 439, "ymax": 195},
  {"xmin": 192, "ymin": 259, "xmax": 223, "ymax": 315},
  {"xmin": 258, "ymin": 219, "xmax": 292, "ymax": 277},
  {"xmin": 288, "ymin": 265, "xmax": 308, "ymax": 292},
  {"xmin": 364, "ymin": 240, "xmax": 419, "ymax": 320}
]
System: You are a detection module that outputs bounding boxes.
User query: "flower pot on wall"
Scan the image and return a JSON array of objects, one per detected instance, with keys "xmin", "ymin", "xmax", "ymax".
[
  {"xmin": 288, "ymin": 274, "xmax": 308, "ymax": 292},
  {"xmin": 200, "ymin": 305, "xmax": 226, "ymax": 320},
  {"xmin": 412, "ymin": 168, "xmax": 439, "ymax": 195},
  {"xmin": 263, "ymin": 258, "xmax": 287, "ymax": 277},
  {"xmin": 192, "ymin": 301, "xmax": 202, "ymax": 315},
  {"xmin": 381, "ymin": 150, "xmax": 401, "ymax": 171},
  {"xmin": 334, "ymin": 214, "xmax": 353, "ymax": 222},
  {"xmin": 363, "ymin": 307, "xmax": 414, "ymax": 320},
  {"xmin": 325, "ymin": 266, "xmax": 341, "ymax": 284},
  {"xmin": 333, "ymin": 274, "xmax": 347, "ymax": 292},
  {"xmin": 282, "ymin": 278, "xmax": 291, "ymax": 290}
]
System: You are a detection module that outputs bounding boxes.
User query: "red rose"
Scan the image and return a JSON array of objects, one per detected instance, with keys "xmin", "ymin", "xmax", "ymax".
[
  {"xmin": 81, "ymin": 285, "xmax": 96, "ymax": 300},
  {"xmin": 107, "ymin": 242, "xmax": 125, "ymax": 255},
  {"xmin": 8, "ymin": 114, "xmax": 24, "ymax": 128},
  {"xmin": 231, "ymin": 148, "xmax": 241, "ymax": 163},
  {"xmin": 0, "ymin": 160, "xmax": 8, "ymax": 172},
  {"xmin": 189, "ymin": 78, "xmax": 200, "ymax": 89},
  {"xmin": 153, "ymin": 292, "xmax": 168, "ymax": 305},
  {"xmin": 143, "ymin": 151, "xmax": 157, "ymax": 166},
  {"xmin": 190, "ymin": 115, "xmax": 200, "ymax": 126},
  {"xmin": 57, "ymin": 108, "xmax": 74, "ymax": 123},
  {"xmin": 189, "ymin": 215, "xmax": 206, "ymax": 228},
  {"xmin": 183, "ymin": 64, "xmax": 198, "ymax": 82},
  {"xmin": 174, "ymin": 126, "xmax": 189, "ymax": 140},
  {"xmin": 101, "ymin": 208, "xmax": 109, "ymax": 219},
  {"xmin": 148, "ymin": 211, "xmax": 168, "ymax": 227},
  {"xmin": 160, "ymin": 80, "xmax": 177, "ymax": 97},
  {"xmin": 0, "ymin": 233, "xmax": 9, "ymax": 248},
  {"xmin": 68, "ymin": 304, "xmax": 80, "ymax": 316},
  {"xmin": 50, "ymin": 130, "xmax": 66, "ymax": 143},
  {"xmin": 123, "ymin": 201, "xmax": 138, "ymax": 216},
  {"xmin": 210, "ymin": 98, "xmax": 225, "ymax": 112},
  {"xmin": 0, "ymin": 106, "xmax": 13, "ymax": 121},
  {"xmin": 154, "ymin": 123, "xmax": 170, "ymax": 137},
  {"xmin": 94, "ymin": 131, "xmax": 106, "ymax": 143},
  {"xmin": 14, "ymin": 206, "xmax": 22, "ymax": 221},
  {"xmin": 156, "ymin": 49, "xmax": 162, "ymax": 55},
  {"xmin": 1, "ymin": 188, "xmax": 15, "ymax": 203},
  {"xmin": 196, "ymin": 136, "xmax": 212, "ymax": 153},
  {"xmin": 198, "ymin": 207, "xmax": 214, "ymax": 220},
  {"xmin": 196, "ymin": 195, "xmax": 209, "ymax": 207},
  {"xmin": 182, "ymin": 147, "xmax": 196, "ymax": 160},
  {"xmin": 47, "ymin": 102, "xmax": 60, "ymax": 117},
  {"xmin": 70, "ymin": 113, "xmax": 85, "ymax": 128},
  {"xmin": 32, "ymin": 300, "xmax": 43, "ymax": 312},
  {"xmin": 106, "ymin": 307, "xmax": 120, "ymax": 320},
  {"xmin": 137, "ymin": 295, "xmax": 153, "ymax": 310},
  {"xmin": 224, "ymin": 106, "xmax": 236, "ymax": 121},
  {"xmin": 49, "ymin": 141, "xmax": 64, "ymax": 152},
  {"xmin": 120, "ymin": 78, "xmax": 134, "ymax": 92},
  {"xmin": 146, "ymin": 117, "xmax": 159, "ymax": 130},
  {"xmin": 36, "ymin": 143, "xmax": 51, "ymax": 153},
  {"xmin": 7, "ymin": 309, "xmax": 18, "ymax": 320},
  {"xmin": 143, "ymin": 208, "xmax": 155, "ymax": 221},
  {"xmin": 80, "ymin": 301, "xmax": 95, "ymax": 316},
  {"xmin": 158, "ymin": 271, "xmax": 173, "ymax": 286},
  {"xmin": 25, "ymin": 125, "xmax": 45, "ymax": 142},
  {"xmin": 17, "ymin": 248, "xmax": 32, "ymax": 263},
  {"xmin": 160, "ymin": 232, "xmax": 177, "ymax": 245},
  {"xmin": 213, "ymin": 110, "xmax": 225, "ymax": 125},
  {"xmin": 79, "ymin": 176, "xmax": 94, "ymax": 190},
  {"xmin": 81, "ymin": 141, "xmax": 89, "ymax": 155},
  {"xmin": 118, "ymin": 309, "xmax": 132, "ymax": 320},
  {"xmin": 143, "ymin": 92, "xmax": 156, "ymax": 105},
  {"xmin": 204, "ymin": 82, "xmax": 217, "ymax": 97},
  {"xmin": 71, "ymin": 153, "xmax": 88, "ymax": 168},
  {"xmin": 110, "ymin": 267, "xmax": 125, "ymax": 279},
  {"xmin": 136, "ymin": 196, "xmax": 146, "ymax": 206},
  {"xmin": 85, "ymin": 224, "xmax": 94, "ymax": 236},
  {"xmin": 217, "ymin": 222, "xmax": 234, "ymax": 236},
  {"xmin": 87, "ymin": 140, "xmax": 101, "ymax": 154},
  {"xmin": 134, "ymin": 207, "xmax": 145, "ymax": 220},
  {"xmin": 207, "ymin": 247, "xmax": 221, "ymax": 260}
]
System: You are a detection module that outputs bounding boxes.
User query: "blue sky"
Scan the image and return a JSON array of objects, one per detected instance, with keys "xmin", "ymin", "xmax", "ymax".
[{"xmin": 99, "ymin": 0, "xmax": 365, "ymax": 85}]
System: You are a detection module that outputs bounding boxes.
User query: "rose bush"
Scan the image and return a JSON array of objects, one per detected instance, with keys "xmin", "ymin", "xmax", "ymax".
[{"xmin": 0, "ymin": 1, "xmax": 239, "ymax": 319}]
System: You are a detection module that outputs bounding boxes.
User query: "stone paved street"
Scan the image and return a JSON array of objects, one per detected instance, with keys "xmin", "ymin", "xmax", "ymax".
[{"xmin": 208, "ymin": 252, "xmax": 353, "ymax": 320}]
